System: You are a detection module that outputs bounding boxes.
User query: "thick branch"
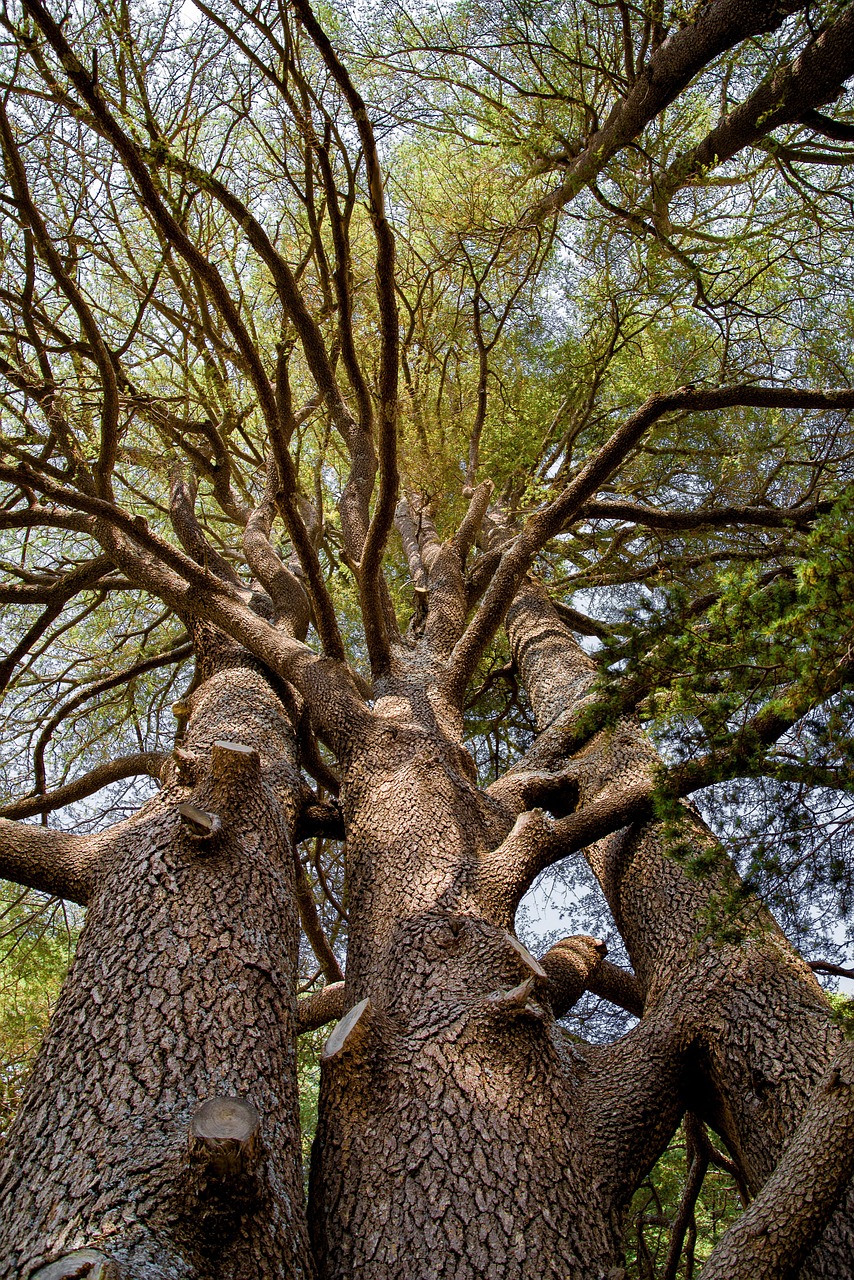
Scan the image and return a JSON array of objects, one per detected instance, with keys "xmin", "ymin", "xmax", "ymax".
[
  {"xmin": 0, "ymin": 817, "xmax": 100, "ymax": 903},
  {"xmin": 588, "ymin": 957, "xmax": 645, "ymax": 1017},
  {"xmin": 243, "ymin": 501, "xmax": 311, "ymax": 640},
  {"xmin": 296, "ymin": 981, "xmax": 346, "ymax": 1034},
  {"xmin": 799, "ymin": 108, "xmax": 854, "ymax": 142},
  {"xmin": 810, "ymin": 960, "xmax": 854, "ymax": 981},
  {"xmin": 660, "ymin": 3, "xmax": 854, "ymax": 200},
  {"xmin": 0, "ymin": 752, "xmax": 165, "ymax": 820},
  {"xmin": 168, "ymin": 463, "xmax": 244, "ymax": 589},
  {"xmin": 529, "ymin": 0, "xmax": 810, "ymax": 220},
  {"xmin": 540, "ymin": 935, "xmax": 607, "ymax": 1016},
  {"xmin": 698, "ymin": 1042, "xmax": 854, "ymax": 1280},
  {"xmin": 452, "ymin": 479, "xmax": 494, "ymax": 563},
  {"xmin": 0, "ymin": 504, "xmax": 94, "ymax": 535}
]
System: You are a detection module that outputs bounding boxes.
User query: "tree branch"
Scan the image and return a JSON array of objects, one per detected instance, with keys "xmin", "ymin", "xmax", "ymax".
[
  {"xmin": 293, "ymin": 854, "xmax": 344, "ymax": 984},
  {"xmin": 291, "ymin": 0, "xmax": 400, "ymax": 678},
  {"xmin": 447, "ymin": 384, "xmax": 854, "ymax": 701},
  {"xmin": 0, "ymin": 556, "xmax": 115, "ymax": 692},
  {"xmin": 31, "ymin": 641, "xmax": 190, "ymax": 795},
  {"xmin": 698, "ymin": 1042, "xmax": 854, "ymax": 1280},
  {"xmin": 660, "ymin": 3, "xmax": 854, "ymax": 202},
  {"xmin": 0, "ymin": 753, "xmax": 165, "ymax": 821},
  {"xmin": 810, "ymin": 960, "xmax": 854, "ymax": 982},
  {"xmin": 579, "ymin": 497, "xmax": 830, "ymax": 532},
  {"xmin": 0, "ymin": 817, "xmax": 100, "ymax": 904},
  {"xmin": 0, "ymin": 97, "xmax": 119, "ymax": 499},
  {"xmin": 662, "ymin": 1114, "xmax": 709, "ymax": 1280},
  {"xmin": 529, "ymin": 0, "xmax": 811, "ymax": 221},
  {"xmin": 296, "ymin": 981, "xmax": 346, "ymax": 1034},
  {"xmin": 243, "ymin": 501, "xmax": 311, "ymax": 639}
]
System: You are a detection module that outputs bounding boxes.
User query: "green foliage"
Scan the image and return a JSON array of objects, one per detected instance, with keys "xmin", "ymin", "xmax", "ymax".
[
  {"xmin": 297, "ymin": 1025, "xmax": 325, "ymax": 1191},
  {"xmin": 0, "ymin": 883, "xmax": 79, "ymax": 1140},
  {"xmin": 624, "ymin": 1125, "xmax": 743, "ymax": 1279},
  {"xmin": 829, "ymin": 993, "xmax": 854, "ymax": 1040}
]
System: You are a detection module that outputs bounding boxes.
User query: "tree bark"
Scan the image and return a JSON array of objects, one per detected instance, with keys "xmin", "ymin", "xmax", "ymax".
[
  {"xmin": 503, "ymin": 580, "xmax": 854, "ymax": 1276},
  {"xmin": 307, "ymin": 664, "xmax": 684, "ymax": 1278},
  {"xmin": 0, "ymin": 658, "xmax": 315, "ymax": 1280}
]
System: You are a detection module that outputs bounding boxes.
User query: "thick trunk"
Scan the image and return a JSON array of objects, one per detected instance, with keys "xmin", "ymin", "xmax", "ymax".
[
  {"xmin": 504, "ymin": 581, "xmax": 854, "ymax": 1275},
  {"xmin": 307, "ymin": 674, "xmax": 681, "ymax": 1279},
  {"xmin": 0, "ymin": 663, "xmax": 314, "ymax": 1280}
]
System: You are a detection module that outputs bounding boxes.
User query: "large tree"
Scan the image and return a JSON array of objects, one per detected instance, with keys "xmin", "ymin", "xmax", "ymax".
[{"xmin": 2, "ymin": 0, "xmax": 854, "ymax": 1276}]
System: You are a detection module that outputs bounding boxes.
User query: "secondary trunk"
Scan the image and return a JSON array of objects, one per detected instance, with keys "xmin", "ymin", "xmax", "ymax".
[
  {"xmin": 0, "ymin": 656, "xmax": 314, "ymax": 1280},
  {"xmin": 504, "ymin": 581, "xmax": 854, "ymax": 1276},
  {"xmin": 307, "ymin": 672, "xmax": 683, "ymax": 1279}
]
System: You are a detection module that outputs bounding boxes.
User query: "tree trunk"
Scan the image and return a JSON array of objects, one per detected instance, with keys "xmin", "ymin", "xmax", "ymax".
[
  {"xmin": 504, "ymin": 580, "xmax": 854, "ymax": 1276},
  {"xmin": 307, "ymin": 674, "xmax": 683, "ymax": 1279},
  {"xmin": 0, "ymin": 658, "xmax": 315, "ymax": 1280}
]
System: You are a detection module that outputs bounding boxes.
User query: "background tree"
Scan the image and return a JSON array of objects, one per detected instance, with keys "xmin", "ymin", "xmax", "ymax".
[{"xmin": 2, "ymin": 0, "xmax": 854, "ymax": 1277}]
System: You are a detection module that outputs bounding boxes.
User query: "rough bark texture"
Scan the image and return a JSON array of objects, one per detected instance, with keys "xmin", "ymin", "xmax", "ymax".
[
  {"xmin": 0, "ymin": 659, "xmax": 314, "ymax": 1280},
  {"xmin": 307, "ymin": 651, "xmax": 685, "ymax": 1278},
  {"xmin": 698, "ymin": 1042, "xmax": 854, "ymax": 1280},
  {"xmin": 503, "ymin": 580, "xmax": 854, "ymax": 1277}
]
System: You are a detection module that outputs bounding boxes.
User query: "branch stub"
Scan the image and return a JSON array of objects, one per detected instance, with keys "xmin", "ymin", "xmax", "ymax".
[
  {"xmin": 178, "ymin": 802, "xmax": 222, "ymax": 843},
  {"xmin": 211, "ymin": 739, "xmax": 260, "ymax": 777},
  {"xmin": 322, "ymin": 996, "xmax": 372, "ymax": 1061},
  {"xmin": 32, "ymin": 1251, "xmax": 122, "ymax": 1280},
  {"xmin": 188, "ymin": 1095, "xmax": 260, "ymax": 1181},
  {"xmin": 504, "ymin": 930, "xmax": 548, "ymax": 980}
]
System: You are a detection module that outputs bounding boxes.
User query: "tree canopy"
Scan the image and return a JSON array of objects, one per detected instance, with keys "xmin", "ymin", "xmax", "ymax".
[{"xmin": 2, "ymin": 0, "xmax": 854, "ymax": 1277}]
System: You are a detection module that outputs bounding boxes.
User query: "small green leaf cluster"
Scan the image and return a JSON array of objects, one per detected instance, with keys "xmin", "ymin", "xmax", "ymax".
[{"xmin": 0, "ymin": 883, "xmax": 78, "ymax": 1139}]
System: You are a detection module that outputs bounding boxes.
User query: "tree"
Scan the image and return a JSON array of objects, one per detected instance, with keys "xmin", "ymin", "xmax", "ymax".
[{"xmin": 1, "ymin": 0, "xmax": 854, "ymax": 1275}]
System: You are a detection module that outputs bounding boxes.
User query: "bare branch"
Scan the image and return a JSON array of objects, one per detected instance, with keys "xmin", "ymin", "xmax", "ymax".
[
  {"xmin": 579, "ymin": 497, "xmax": 831, "ymax": 532},
  {"xmin": 32, "ymin": 641, "xmax": 191, "ymax": 795},
  {"xmin": 20, "ymin": 0, "xmax": 282, "ymax": 458},
  {"xmin": 0, "ymin": 557, "xmax": 115, "ymax": 692},
  {"xmin": 662, "ymin": 1115, "xmax": 709, "ymax": 1280},
  {"xmin": 291, "ymin": 0, "xmax": 400, "ymax": 678},
  {"xmin": 0, "ymin": 98, "xmax": 119, "ymax": 499},
  {"xmin": 0, "ymin": 753, "xmax": 165, "ymax": 820}
]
